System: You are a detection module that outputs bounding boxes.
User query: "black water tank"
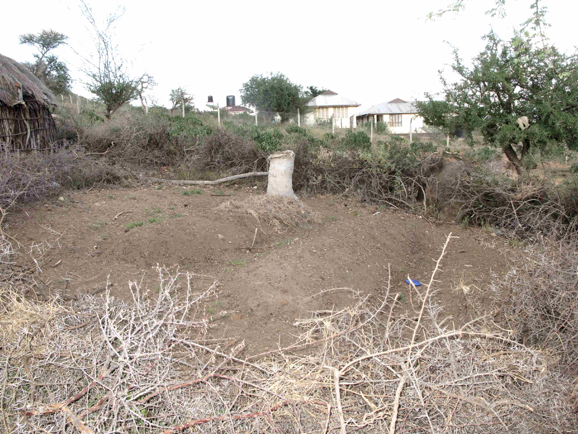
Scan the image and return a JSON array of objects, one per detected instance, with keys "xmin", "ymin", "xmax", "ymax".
[
  {"xmin": 208, "ymin": 95, "xmax": 213, "ymax": 103},
  {"xmin": 226, "ymin": 95, "xmax": 235, "ymax": 107}
]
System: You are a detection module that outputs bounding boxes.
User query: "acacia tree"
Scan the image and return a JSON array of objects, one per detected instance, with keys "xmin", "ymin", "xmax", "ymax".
[
  {"xmin": 240, "ymin": 73, "xmax": 306, "ymax": 121},
  {"xmin": 169, "ymin": 87, "xmax": 194, "ymax": 117},
  {"xmin": 137, "ymin": 74, "xmax": 156, "ymax": 114},
  {"xmin": 80, "ymin": 1, "xmax": 150, "ymax": 119},
  {"xmin": 417, "ymin": 31, "xmax": 578, "ymax": 173},
  {"xmin": 19, "ymin": 29, "xmax": 72, "ymax": 95}
]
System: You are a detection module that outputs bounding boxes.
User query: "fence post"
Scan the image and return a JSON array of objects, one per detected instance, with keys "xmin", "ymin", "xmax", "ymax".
[
  {"xmin": 370, "ymin": 118, "xmax": 373, "ymax": 143},
  {"xmin": 446, "ymin": 135, "xmax": 450, "ymax": 147},
  {"xmin": 297, "ymin": 109, "xmax": 300, "ymax": 127},
  {"xmin": 217, "ymin": 104, "xmax": 221, "ymax": 126},
  {"xmin": 255, "ymin": 110, "xmax": 258, "ymax": 126},
  {"xmin": 76, "ymin": 96, "xmax": 80, "ymax": 114},
  {"xmin": 410, "ymin": 117, "xmax": 413, "ymax": 143},
  {"xmin": 181, "ymin": 99, "xmax": 185, "ymax": 118},
  {"xmin": 69, "ymin": 94, "xmax": 73, "ymax": 104}
]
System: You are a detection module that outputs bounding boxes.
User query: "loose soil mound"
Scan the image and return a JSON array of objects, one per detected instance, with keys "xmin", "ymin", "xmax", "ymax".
[{"xmin": 9, "ymin": 185, "xmax": 510, "ymax": 354}]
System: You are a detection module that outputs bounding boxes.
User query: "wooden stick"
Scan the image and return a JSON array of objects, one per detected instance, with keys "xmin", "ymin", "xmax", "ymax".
[
  {"xmin": 325, "ymin": 366, "xmax": 347, "ymax": 434},
  {"xmin": 62, "ymin": 406, "xmax": 95, "ymax": 434},
  {"xmin": 148, "ymin": 171, "xmax": 268, "ymax": 186},
  {"xmin": 160, "ymin": 401, "xmax": 291, "ymax": 433}
]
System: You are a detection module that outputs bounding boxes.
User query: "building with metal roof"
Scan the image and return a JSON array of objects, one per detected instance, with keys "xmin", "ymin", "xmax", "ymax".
[
  {"xmin": 305, "ymin": 90, "xmax": 361, "ymax": 128},
  {"xmin": 356, "ymin": 99, "xmax": 426, "ymax": 134}
]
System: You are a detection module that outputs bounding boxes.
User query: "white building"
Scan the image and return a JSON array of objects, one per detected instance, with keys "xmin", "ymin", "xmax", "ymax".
[
  {"xmin": 305, "ymin": 90, "xmax": 361, "ymax": 128},
  {"xmin": 355, "ymin": 99, "xmax": 425, "ymax": 134}
]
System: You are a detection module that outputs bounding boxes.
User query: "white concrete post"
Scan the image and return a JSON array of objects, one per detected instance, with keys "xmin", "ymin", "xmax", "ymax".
[
  {"xmin": 267, "ymin": 151, "xmax": 297, "ymax": 199},
  {"xmin": 446, "ymin": 135, "xmax": 450, "ymax": 147},
  {"xmin": 410, "ymin": 118, "xmax": 413, "ymax": 143},
  {"xmin": 181, "ymin": 99, "xmax": 185, "ymax": 118},
  {"xmin": 255, "ymin": 109, "xmax": 258, "ymax": 126},
  {"xmin": 297, "ymin": 109, "xmax": 300, "ymax": 127},
  {"xmin": 370, "ymin": 118, "xmax": 373, "ymax": 143}
]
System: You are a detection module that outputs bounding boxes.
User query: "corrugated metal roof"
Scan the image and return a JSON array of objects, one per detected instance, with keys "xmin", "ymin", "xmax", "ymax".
[
  {"xmin": 306, "ymin": 93, "xmax": 360, "ymax": 108},
  {"xmin": 356, "ymin": 102, "xmax": 418, "ymax": 116}
]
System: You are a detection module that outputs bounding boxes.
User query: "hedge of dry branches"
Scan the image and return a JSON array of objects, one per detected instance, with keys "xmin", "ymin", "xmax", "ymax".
[
  {"xmin": 292, "ymin": 147, "xmax": 443, "ymax": 210},
  {"xmin": 447, "ymin": 171, "xmax": 578, "ymax": 239},
  {"xmin": 498, "ymin": 239, "xmax": 578, "ymax": 366},
  {"xmin": 0, "ymin": 148, "xmax": 125, "ymax": 209},
  {"xmin": 2, "ymin": 234, "xmax": 576, "ymax": 433}
]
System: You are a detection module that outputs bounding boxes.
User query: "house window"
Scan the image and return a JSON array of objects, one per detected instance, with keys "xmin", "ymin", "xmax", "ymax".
[
  {"xmin": 316, "ymin": 107, "xmax": 329, "ymax": 119},
  {"xmin": 389, "ymin": 114, "xmax": 402, "ymax": 127},
  {"xmin": 334, "ymin": 107, "xmax": 348, "ymax": 119}
]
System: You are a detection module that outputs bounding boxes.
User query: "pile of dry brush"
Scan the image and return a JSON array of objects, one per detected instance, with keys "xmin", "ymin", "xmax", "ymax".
[
  {"xmin": 447, "ymin": 171, "xmax": 578, "ymax": 239},
  {"xmin": 0, "ymin": 148, "xmax": 125, "ymax": 209},
  {"xmin": 2, "ymin": 234, "xmax": 577, "ymax": 433}
]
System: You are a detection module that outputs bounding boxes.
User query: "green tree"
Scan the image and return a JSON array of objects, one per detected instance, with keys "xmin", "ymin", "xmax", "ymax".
[
  {"xmin": 306, "ymin": 86, "xmax": 326, "ymax": 98},
  {"xmin": 428, "ymin": 0, "xmax": 550, "ymax": 46},
  {"xmin": 19, "ymin": 29, "xmax": 72, "ymax": 95},
  {"xmin": 169, "ymin": 87, "xmax": 194, "ymax": 117},
  {"xmin": 240, "ymin": 73, "xmax": 306, "ymax": 121},
  {"xmin": 417, "ymin": 32, "xmax": 578, "ymax": 173},
  {"xmin": 80, "ymin": 1, "xmax": 149, "ymax": 119}
]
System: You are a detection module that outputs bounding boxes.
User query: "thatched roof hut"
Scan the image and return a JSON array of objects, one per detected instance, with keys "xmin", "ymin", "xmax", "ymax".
[{"xmin": 0, "ymin": 53, "xmax": 58, "ymax": 151}]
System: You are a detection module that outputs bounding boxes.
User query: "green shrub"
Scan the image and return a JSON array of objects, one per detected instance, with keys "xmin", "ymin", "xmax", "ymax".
[
  {"xmin": 250, "ymin": 127, "xmax": 283, "ymax": 154},
  {"xmin": 285, "ymin": 125, "xmax": 307, "ymax": 136},
  {"xmin": 463, "ymin": 146, "xmax": 499, "ymax": 164},
  {"xmin": 341, "ymin": 131, "xmax": 371, "ymax": 151},
  {"xmin": 168, "ymin": 115, "xmax": 213, "ymax": 138},
  {"xmin": 410, "ymin": 141, "xmax": 436, "ymax": 153}
]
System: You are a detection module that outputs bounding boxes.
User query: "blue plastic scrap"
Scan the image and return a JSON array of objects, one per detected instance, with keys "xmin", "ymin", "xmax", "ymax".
[{"xmin": 405, "ymin": 279, "xmax": 422, "ymax": 286}]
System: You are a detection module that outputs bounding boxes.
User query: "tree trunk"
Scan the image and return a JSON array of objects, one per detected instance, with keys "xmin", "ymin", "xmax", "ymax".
[
  {"xmin": 521, "ymin": 139, "xmax": 531, "ymax": 159},
  {"xmin": 503, "ymin": 144, "xmax": 524, "ymax": 175}
]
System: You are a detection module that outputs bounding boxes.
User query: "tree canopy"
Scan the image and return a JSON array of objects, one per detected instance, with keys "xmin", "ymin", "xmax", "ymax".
[
  {"xmin": 19, "ymin": 29, "xmax": 72, "ymax": 95},
  {"xmin": 240, "ymin": 73, "xmax": 306, "ymax": 121},
  {"xmin": 169, "ymin": 87, "xmax": 194, "ymax": 116},
  {"xmin": 417, "ymin": 31, "xmax": 578, "ymax": 172},
  {"xmin": 306, "ymin": 86, "xmax": 327, "ymax": 98},
  {"xmin": 80, "ymin": 1, "xmax": 150, "ymax": 119}
]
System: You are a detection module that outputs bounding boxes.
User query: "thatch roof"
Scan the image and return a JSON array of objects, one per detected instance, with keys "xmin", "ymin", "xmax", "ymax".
[{"xmin": 0, "ymin": 53, "xmax": 57, "ymax": 107}]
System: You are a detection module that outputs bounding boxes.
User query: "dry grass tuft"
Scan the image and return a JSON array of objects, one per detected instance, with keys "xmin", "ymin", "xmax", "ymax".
[{"xmin": 218, "ymin": 195, "xmax": 320, "ymax": 233}]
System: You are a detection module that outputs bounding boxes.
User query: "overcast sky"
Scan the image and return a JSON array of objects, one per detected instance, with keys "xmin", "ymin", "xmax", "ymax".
[{"xmin": 1, "ymin": 0, "xmax": 576, "ymax": 113}]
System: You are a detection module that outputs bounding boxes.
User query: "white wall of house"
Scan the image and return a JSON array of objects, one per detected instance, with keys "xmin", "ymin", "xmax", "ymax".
[
  {"xmin": 304, "ymin": 106, "xmax": 357, "ymax": 128},
  {"xmin": 357, "ymin": 113, "xmax": 426, "ymax": 134}
]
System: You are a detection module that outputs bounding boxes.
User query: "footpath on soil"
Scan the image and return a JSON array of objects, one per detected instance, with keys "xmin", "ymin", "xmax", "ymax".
[{"xmin": 11, "ymin": 184, "xmax": 510, "ymax": 354}]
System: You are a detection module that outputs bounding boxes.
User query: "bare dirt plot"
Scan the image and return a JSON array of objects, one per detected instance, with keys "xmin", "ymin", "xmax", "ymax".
[{"xmin": 8, "ymin": 184, "xmax": 511, "ymax": 355}]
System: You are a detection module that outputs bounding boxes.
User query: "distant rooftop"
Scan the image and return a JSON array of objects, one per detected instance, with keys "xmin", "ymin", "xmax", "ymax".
[
  {"xmin": 306, "ymin": 90, "xmax": 360, "ymax": 108},
  {"xmin": 356, "ymin": 99, "xmax": 418, "ymax": 116}
]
